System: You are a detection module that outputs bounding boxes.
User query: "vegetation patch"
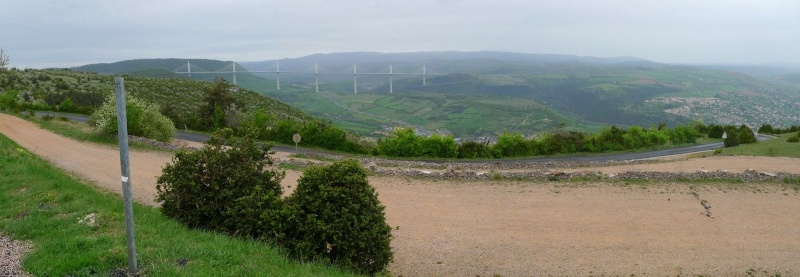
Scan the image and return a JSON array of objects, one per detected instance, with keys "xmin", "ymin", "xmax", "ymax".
[
  {"xmin": 156, "ymin": 130, "xmax": 393, "ymax": 275},
  {"xmin": 719, "ymin": 132, "xmax": 800, "ymax": 158},
  {"xmin": 0, "ymin": 133, "xmax": 357, "ymax": 276}
]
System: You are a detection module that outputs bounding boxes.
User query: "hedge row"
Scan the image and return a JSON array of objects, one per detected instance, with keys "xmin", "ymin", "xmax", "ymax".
[{"xmin": 377, "ymin": 124, "xmax": 702, "ymax": 159}]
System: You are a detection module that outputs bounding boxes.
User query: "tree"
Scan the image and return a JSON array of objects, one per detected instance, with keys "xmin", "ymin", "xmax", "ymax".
[
  {"xmin": 723, "ymin": 127, "xmax": 740, "ymax": 148},
  {"xmin": 0, "ymin": 48, "xmax": 9, "ymax": 70},
  {"xmin": 707, "ymin": 124, "xmax": 725, "ymax": 138},
  {"xmin": 198, "ymin": 78, "xmax": 239, "ymax": 130},
  {"xmin": 758, "ymin": 124, "xmax": 775, "ymax": 134},
  {"xmin": 738, "ymin": 124, "xmax": 757, "ymax": 144}
]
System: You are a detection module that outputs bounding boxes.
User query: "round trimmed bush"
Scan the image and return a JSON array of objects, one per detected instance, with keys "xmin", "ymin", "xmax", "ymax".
[{"xmin": 281, "ymin": 159, "xmax": 393, "ymax": 275}]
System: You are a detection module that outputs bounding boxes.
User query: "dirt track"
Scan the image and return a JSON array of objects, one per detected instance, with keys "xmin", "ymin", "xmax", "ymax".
[{"xmin": 3, "ymin": 113, "xmax": 800, "ymax": 276}]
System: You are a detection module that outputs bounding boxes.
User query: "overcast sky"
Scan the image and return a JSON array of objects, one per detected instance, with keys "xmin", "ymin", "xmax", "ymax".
[{"xmin": 2, "ymin": 0, "xmax": 799, "ymax": 68}]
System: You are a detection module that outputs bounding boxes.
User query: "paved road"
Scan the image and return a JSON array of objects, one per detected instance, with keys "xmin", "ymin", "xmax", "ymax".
[{"xmin": 36, "ymin": 111, "xmax": 770, "ymax": 163}]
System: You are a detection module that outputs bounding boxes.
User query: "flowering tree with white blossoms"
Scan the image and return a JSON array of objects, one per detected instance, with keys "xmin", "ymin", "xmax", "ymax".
[{"xmin": 90, "ymin": 94, "xmax": 175, "ymax": 142}]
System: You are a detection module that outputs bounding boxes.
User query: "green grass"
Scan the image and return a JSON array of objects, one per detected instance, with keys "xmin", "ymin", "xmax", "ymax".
[
  {"xmin": 718, "ymin": 133, "xmax": 800, "ymax": 158},
  {"xmin": 0, "ymin": 133, "xmax": 359, "ymax": 277},
  {"xmin": 267, "ymin": 90, "xmax": 593, "ymax": 138},
  {"xmin": 278, "ymin": 162, "xmax": 304, "ymax": 171}
]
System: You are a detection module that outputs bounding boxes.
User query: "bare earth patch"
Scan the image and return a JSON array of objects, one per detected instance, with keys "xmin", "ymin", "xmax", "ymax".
[{"xmin": 2, "ymin": 113, "xmax": 799, "ymax": 276}]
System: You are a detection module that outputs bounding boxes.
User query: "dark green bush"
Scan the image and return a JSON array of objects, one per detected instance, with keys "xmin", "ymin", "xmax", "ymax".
[
  {"xmin": 155, "ymin": 129, "xmax": 284, "ymax": 236},
  {"xmin": 457, "ymin": 140, "xmax": 491, "ymax": 159},
  {"xmin": 724, "ymin": 131, "xmax": 740, "ymax": 147},
  {"xmin": 539, "ymin": 131, "xmax": 586, "ymax": 155},
  {"xmin": 420, "ymin": 134, "xmax": 458, "ymax": 158},
  {"xmin": 377, "ymin": 127, "xmax": 422, "ymax": 157},
  {"xmin": 758, "ymin": 124, "xmax": 775, "ymax": 134},
  {"xmin": 237, "ymin": 110, "xmax": 371, "ymax": 154},
  {"xmin": 707, "ymin": 124, "xmax": 725, "ymax": 138},
  {"xmin": 787, "ymin": 135, "xmax": 799, "ymax": 143},
  {"xmin": 281, "ymin": 159, "xmax": 393, "ymax": 275},
  {"xmin": 491, "ymin": 131, "xmax": 533, "ymax": 157},
  {"xmin": 738, "ymin": 124, "xmax": 757, "ymax": 144}
]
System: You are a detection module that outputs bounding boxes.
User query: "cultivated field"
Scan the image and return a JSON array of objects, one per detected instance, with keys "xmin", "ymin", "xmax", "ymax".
[{"xmin": 2, "ymin": 113, "xmax": 799, "ymax": 276}]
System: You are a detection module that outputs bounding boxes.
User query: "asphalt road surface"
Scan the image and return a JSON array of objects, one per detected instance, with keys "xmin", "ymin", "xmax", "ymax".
[{"xmin": 36, "ymin": 111, "xmax": 769, "ymax": 163}]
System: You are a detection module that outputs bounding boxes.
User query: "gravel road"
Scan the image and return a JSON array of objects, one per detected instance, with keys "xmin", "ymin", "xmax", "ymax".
[{"xmin": 3, "ymin": 113, "xmax": 800, "ymax": 276}]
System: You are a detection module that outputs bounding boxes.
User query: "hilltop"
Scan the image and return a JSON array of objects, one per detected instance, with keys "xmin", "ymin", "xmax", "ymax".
[
  {"xmin": 0, "ymin": 68, "xmax": 312, "ymax": 127},
  {"xmin": 73, "ymin": 58, "xmax": 273, "ymax": 92}
]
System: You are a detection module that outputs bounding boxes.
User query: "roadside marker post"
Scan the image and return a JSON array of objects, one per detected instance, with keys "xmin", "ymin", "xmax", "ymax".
[
  {"xmin": 293, "ymin": 133, "xmax": 301, "ymax": 152},
  {"xmin": 115, "ymin": 77, "xmax": 138, "ymax": 275}
]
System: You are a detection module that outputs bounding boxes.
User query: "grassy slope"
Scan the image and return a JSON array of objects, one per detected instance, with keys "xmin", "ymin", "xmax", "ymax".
[
  {"xmin": 267, "ymin": 89, "xmax": 597, "ymax": 138},
  {"xmin": 0, "ymin": 133, "xmax": 357, "ymax": 276},
  {"xmin": 719, "ymin": 133, "xmax": 800, "ymax": 158},
  {"xmin": 7, "ymin": 69, "xmax": 312, "ymax": 122}
]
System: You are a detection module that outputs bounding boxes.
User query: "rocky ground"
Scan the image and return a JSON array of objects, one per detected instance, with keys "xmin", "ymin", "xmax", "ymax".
[
  {"xmin": 2, "ymin": 113, "xmax": 800, "ymax": 276},
  {"xmin": 0, "ymin": 234, "xmax": 31, "ymax": 277}
]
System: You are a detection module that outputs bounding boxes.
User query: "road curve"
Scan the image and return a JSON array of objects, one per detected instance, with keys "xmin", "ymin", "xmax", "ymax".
[{"xmin": 36, "ymin": 111, "xmax": 768, "ymax": 163}]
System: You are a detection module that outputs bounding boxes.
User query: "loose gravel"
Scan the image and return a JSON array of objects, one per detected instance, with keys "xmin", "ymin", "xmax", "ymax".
[{"xmin": 0, "ymin": 234, "xmax": 31, "ymax": 277}]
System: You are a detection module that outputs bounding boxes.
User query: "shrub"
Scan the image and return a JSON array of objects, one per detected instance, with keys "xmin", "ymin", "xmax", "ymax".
[
  {"xmin": 738, "ymin": 124, "xmax": 757, "ymax": 144},
  {"xmin": 758, "ymin": 124, "xmax": 775, "ymax": 134},
  {"xmin": 787, "ymin": 135, "xmax": 799, "ymax": 143},
  {"xmin": 90, "ymin": 94, "xmax": 175, "ymax": 142},
  {"xmin": 197, "ymin": 78, "xmax": 239, "ymax": 131},
  {"xmin": 669, "ymin": 124, "xmax": 700, "ymax": 144},
  {"xmin": 0, "ymin": 90, "xmax": 18, "ymax": 111},
  {"xmin": 155, "ymin": 129, "xmax": 285, "ymax": 236},
  {"xmin": 420, "ymin": 134, "xmax": 458, "ymax": 158},
  {"xmin": 623, "ymin": 126, "xmax": 647, "ymax": 149},
  {"xmin": 724, "ymin": 131, "xmax": 740, "ymax": 147},
  {"xmin": 646, "ymin": 128, "xmax": 670, "ymax": 146},
  {"xmin": 492, "ymin": 131, "xmax": 532, "ymax": 157},
  {"xmin": 707, "ymin": 124, "xmax": 725, "ymax": 138},
  {"xmin": 281, "ymin": 159, "xmax": 393, "ymax": 275},
  {"xmin": 378, "ymin": 127, "xmax": 422, "ymax": 157},
  {"xmin": 457, "ymin": 140, "xmax": 491, "ymax": 159}
]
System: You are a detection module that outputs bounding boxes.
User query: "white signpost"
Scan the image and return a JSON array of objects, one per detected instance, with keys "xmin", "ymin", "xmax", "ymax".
[{"xmin": 293, "ymin": 133, "xmax": 301, "ymax": 152}]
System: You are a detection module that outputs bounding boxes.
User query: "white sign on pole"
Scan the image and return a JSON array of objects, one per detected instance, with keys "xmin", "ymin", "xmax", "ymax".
[{"xmin": 293, "ymin": 133, "xmax": 301, "ymax": 152}]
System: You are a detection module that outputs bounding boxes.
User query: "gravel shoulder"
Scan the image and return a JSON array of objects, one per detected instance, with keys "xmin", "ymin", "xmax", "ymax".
[
  {"xmin": 0, "ymin": 234, "xmax": 32, "ymax": 277},
  {"xmin": 2, "ymin": 113, "xmax": 800, "ymax": 276}
]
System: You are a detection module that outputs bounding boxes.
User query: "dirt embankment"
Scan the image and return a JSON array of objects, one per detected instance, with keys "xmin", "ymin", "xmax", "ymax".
[{"xmin": 2, "ymin": 113, "xmax": 800, "ymax": 276}]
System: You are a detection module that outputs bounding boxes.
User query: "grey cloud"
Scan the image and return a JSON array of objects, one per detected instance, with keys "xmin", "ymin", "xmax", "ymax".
[{"xmin": 2, "ymin": 0, "xmax": 798, "ymax": 68}]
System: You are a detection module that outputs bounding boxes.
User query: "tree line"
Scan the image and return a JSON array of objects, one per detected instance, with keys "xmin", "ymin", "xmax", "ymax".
[{"xmin": 377, "ymin": 123, "xmax": 760, "ymax": 159}]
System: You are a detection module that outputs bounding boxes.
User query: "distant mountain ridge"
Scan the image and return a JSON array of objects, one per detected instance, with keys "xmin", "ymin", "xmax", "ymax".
[
  {"xmin": 73, "ymin": 58, "xmax": 242, "ymax": 74},
  {"xmin": 693, "ymin": 63, "xmax": 800, "ymax": 77},
  {"xmin": 240, "ymin": 51, "xmax": 653, "ymax": 72}
]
